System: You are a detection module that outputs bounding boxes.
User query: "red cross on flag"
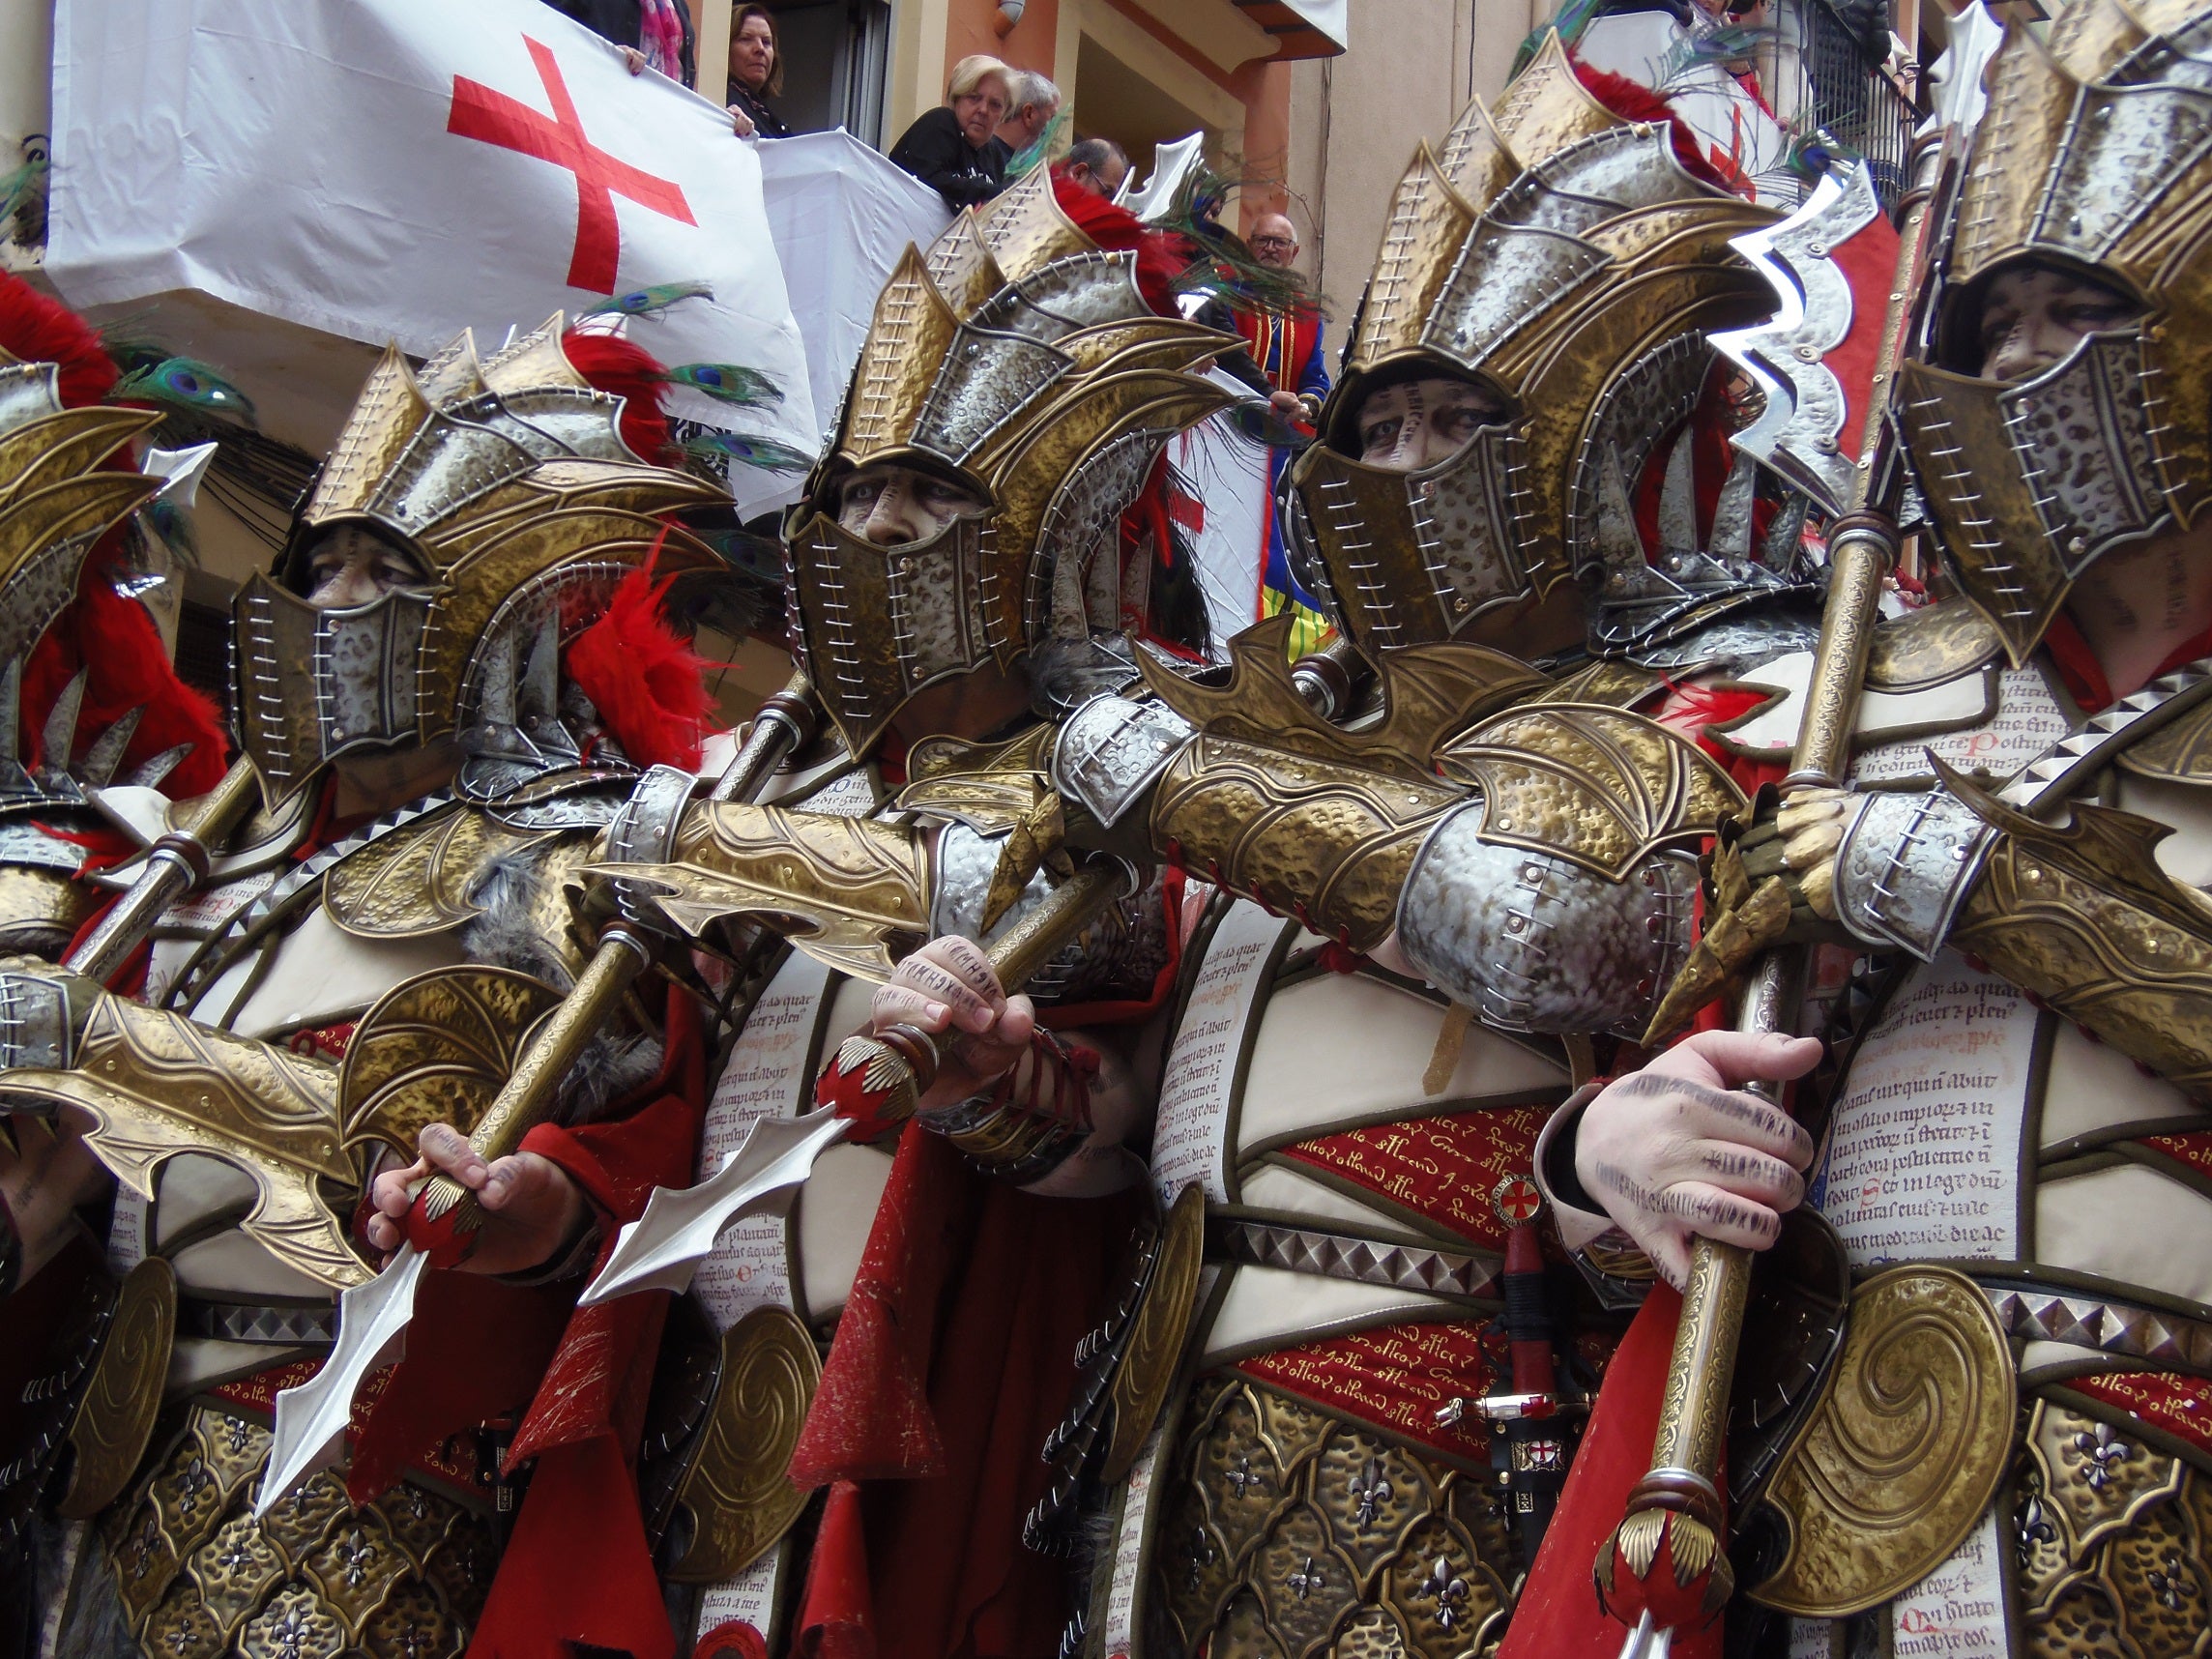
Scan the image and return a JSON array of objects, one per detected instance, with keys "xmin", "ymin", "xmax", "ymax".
[{"xmin": 47, "ymin": 0, "xmax": 817, "ymax": 496}]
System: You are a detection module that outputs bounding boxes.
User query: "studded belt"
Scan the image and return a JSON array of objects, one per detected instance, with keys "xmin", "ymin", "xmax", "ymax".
[
  {"xmin": 1210, "ymin": 1215, "xmax": 1503, "ymax": 1304},
  {"xmin": 1980, "ymin": 1278, "xmax": 2212, "ymax": 1373},
  {"xmin": 179, "ymin": 1297, "xmax": 338, "ymax": 1346}
]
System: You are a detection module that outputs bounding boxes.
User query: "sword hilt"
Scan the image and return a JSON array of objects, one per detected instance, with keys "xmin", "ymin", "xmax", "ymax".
[{"xmin": 401, "ymin": 921, "xmax": 655, "ymax": 1266}]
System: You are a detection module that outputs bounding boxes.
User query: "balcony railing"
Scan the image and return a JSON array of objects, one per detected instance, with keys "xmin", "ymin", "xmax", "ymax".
[{"xmin": 1761, "ymin": 0, "xmax": 1921, "ymax": 207}]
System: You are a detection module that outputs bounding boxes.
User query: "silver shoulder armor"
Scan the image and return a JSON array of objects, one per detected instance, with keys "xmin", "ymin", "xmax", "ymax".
[{"xmin": 1395, "ymin": 799, "xmax": 1701, "ymax": 1038}]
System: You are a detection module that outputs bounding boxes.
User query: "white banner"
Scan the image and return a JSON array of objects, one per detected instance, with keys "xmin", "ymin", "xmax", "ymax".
[
  {"xmin": 755, "ymin": 131, "xmax": 950, "ymax": 449},
  {"xmin": 48, "ymin": 0, "xmax": 817, "ymax": 476}
]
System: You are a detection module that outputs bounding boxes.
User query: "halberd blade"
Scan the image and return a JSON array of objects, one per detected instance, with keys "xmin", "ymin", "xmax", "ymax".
[
  {"xmin": 581, "ymin": 1107, "xmax": 853, "ymax": 1305},
  {"xmin": 259, "ymin": 1245, "xmax": 428, "ymax": 1516}
]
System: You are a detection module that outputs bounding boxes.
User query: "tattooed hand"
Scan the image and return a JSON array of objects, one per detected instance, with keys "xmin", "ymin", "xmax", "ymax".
[
  {"xmin": 1573, "ymin": 1030, "xmax": 1822, "ymax": 1291},
  {"xmin": 868, "ymin": 935, "xmax": 1037, "ymax": 1111}
]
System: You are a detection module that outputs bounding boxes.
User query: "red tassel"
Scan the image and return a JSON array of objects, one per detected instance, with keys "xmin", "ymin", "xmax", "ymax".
[{"xmin": 564, "ymin": 565, "xmax": 716, "ymax": 771}]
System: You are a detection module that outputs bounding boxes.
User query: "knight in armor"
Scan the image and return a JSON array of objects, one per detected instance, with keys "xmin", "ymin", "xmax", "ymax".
[
  {"xmin": 580, "ymin": 165, "xmax": 1261, "ymax": 1658},
  {"xmin": 749, "ymin": 43, "xmax": 1867, "ymax": 1656},
  {"xmin": 0, "ymin": 311, "xmax": 754, "ymax": 1659},
  {"xmin": 1522, "ymin": 0, "xmax": 2212, "ymax": 1650}
]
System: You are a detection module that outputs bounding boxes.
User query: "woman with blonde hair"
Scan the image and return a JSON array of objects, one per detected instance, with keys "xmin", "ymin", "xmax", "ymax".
[{"xmin": 888, "ymin": 53, "xmax": 1014, "ymax": 207}]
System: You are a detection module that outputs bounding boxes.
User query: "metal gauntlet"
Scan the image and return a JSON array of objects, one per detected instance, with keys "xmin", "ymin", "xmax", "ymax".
[
  {"xmin": 1830, "ymin": 786, "xmax": 1994, "ymax": 960},
  {"xmin": 1395, "ymin": 805, "xmax": 1701, "ymax": 1037}
]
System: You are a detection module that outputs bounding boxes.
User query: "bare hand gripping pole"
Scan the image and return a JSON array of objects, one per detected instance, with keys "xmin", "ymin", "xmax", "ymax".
[
  {"xmin": 579, "ymin": 856, "xmax": 1135, "ymax": 1307},
  {"xmin": 256, "ymin": 698, "xmax": 818, "ymax": 1514},
  {"xmin": 1602, "ymin": 117, "xmax": 1958, "ymax": 1650}
]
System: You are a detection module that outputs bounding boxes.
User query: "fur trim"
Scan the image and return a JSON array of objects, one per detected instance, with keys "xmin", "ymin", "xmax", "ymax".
[
  {"xmin": 21, "ymin": 555, "xmax": 230, "ymax": 796},
  {"xmin": 0, "ymin": 273, "xmax": 118, "ymax": 408},
  {"xmin": 1571, "ymin": 60, "xmax": 1731, "ymax": 190},
  {"xmin": 561, "ymin": 329, "xmax": 677, "ymax": 465},
  {"xmin": 564, "ymin": 564, "xmax": 716, "ymax": 771}
]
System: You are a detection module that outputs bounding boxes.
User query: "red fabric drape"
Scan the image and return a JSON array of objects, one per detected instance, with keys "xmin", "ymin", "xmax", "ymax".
[
  {"xmin": 349, "ymin": 991, "xmax": 709, "ymax": 1659},
  {"xmin": 789, "ymin": 1125, "xmax": 1140, "ymax": 1659}
]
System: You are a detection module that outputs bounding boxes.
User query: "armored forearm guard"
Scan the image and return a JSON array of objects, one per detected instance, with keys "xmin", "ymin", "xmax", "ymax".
[
  {"xmin": 1947, "ymin": 799, "xmax": 2212, "ymax": 1102},
  {"xmin": 1829, "ymin": 786, "xmax": 1994, "ymax": 959},
  {"xmin": 1148, "ymin": 732, "xmax": 1462, "ymax": 950}
]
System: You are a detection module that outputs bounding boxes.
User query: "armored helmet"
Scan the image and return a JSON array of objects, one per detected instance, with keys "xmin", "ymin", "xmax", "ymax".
[
  {"xmin": 1898, "ymin": 0, "xmax": 2212, "ymax": 662},
  {"xmin": 783, "ymin": 167, "xmax": 1238, "ymax": 758},
  {"xmin": 236, "ymin": 318, "xmax": 722, "ymax": 802},
  {"xmin": 1287, "ymin": 38, "xmax": 1792, "ymax": 664}
]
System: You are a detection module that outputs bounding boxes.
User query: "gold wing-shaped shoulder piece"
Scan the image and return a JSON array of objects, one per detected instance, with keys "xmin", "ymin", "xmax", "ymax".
[
  {"xmin": 1439, "ymin": 703, "xmax": 1747, "ymax": 880},
  {"xmin": 339, "ymin": 965, "xmax": 567, "ymax": 1159},
  {"xmin": 591, "ymin": 800, "xmax": 931, "ymax": 980},
  {"xmin": 1138, "ymin": 611, "xmax": 1550, "ymax": 783},
  {"xmin": 322, "ymin": 802, "xmax": 555, "ymax": 939},
  {"xmin": 897, "ymin": 721, "xmax": 1058, "ymax": 832}
]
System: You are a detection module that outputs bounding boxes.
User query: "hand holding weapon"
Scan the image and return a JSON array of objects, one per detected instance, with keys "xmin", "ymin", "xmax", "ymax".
[
  {"xmin": 260, "ymin": 678, "xmax": 820, "ymax": 1511},
  {"xmin": 579, "ymin": 855, "xmax": 1136, "ymax": 1307}
]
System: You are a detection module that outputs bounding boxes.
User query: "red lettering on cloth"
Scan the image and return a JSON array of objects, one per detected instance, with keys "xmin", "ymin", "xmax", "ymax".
[{"xmin": 1282, "ymin": 1105, "xmax": 1552, "ymax": 1250}]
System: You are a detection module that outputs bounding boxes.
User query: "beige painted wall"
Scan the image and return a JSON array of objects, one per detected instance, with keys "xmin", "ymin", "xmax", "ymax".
[{"xmin": 1283, "ymin": 0, "xmax": 1550, "ymax": 332}]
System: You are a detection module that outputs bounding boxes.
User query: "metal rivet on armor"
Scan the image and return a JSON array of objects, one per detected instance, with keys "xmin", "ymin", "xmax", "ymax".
[
  {"xmin": 1795, "ymin": 344, "xmax": 1819, "ymax": 362},
  {"xmin": 1807, "ymin": 241, "xmax": 1826, "ymax": 257},
  {"xmin": 2068, "ymin": 536, "xmax": 2087, "ymax": 556},
  {"xmin": 1498, "ymin": 817, "xmax": 1513, "ymax": 830},
  {"xmin": 1506, "ymin": 916, "xmax": 1527, "ymax": 934}
]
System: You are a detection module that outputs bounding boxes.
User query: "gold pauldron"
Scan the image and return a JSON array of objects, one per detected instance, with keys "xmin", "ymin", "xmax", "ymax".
[
  {"xmin": 1148, "ymin": 732, "xmax": 1460, "ymax": 950},
  {"xmin": 4, "ymin": 994, "xmax": 368, "ymax": 1288}
]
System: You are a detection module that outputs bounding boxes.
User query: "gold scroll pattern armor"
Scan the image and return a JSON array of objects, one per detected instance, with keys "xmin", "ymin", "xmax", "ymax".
[
  {"xmin": 1150, "ymin": 1374, "xmax": 1521, "ymax": 1659},
  {"xmin": 4, "ymin": 995, "xmax": 368, "ymax": 1288},
  {"xmin": 103, "ymin": 1408, "xmax": 494, "ymax": 1659},
  {"xmin": 2015, "ymin": 1396, "xmax": 2212, "ymax": 1657},
  {"xmin": 1945, "ymin": 769, "xmax": 2212, "ymax": 1103}
]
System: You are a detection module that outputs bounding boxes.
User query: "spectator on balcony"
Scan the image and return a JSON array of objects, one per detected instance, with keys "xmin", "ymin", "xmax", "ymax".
[
  {"xmin": 888, "ymin": 56, "xmax": 1015, "ymax": 209},
  {"xmin": 550, "ymin": 0, "xmax": 696, "ymax": 86},
  {"xmin": 1057, "ymin": 137, "xmax": 1130, "ymax": 198},
  {"xmin": 726, "ymin": 3, "xmax": 790, "ymax": 137},
  {"xmin": 999, "ymin": 71, "xmax": 1063, "ymax": 161},
  {"xmin": 1237, "ymin": 213, "xmax": 1329, "ymax": 421}
]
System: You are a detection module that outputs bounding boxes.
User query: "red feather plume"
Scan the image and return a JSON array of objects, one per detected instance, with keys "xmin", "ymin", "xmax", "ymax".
[
  {"xmin": 564, "ymin": 565, "xmax": 716, "ymax": 772},
  {"xmin": 561, "ymin": 330, "xmax": 677, "ymax": 466},
  {"xmin": 0, "ymin": 272, "xmax": 118, "ymax": 408},
  {"xmin": 1571, "ymin": 60, "xmax": 1731, "ymax": 190},
  {"xmin": 1052, "ymin": 177, "xmax": 1197, "ymax": 317},
  {"xmin": 22, "ymin": 563, "xmax": 230, "ymax": 797}
]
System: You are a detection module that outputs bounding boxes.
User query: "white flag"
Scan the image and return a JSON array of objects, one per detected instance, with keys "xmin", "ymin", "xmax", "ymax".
[{"xmin": 47, "ymin": 0, "xmax": 818, "ymax": 483}]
